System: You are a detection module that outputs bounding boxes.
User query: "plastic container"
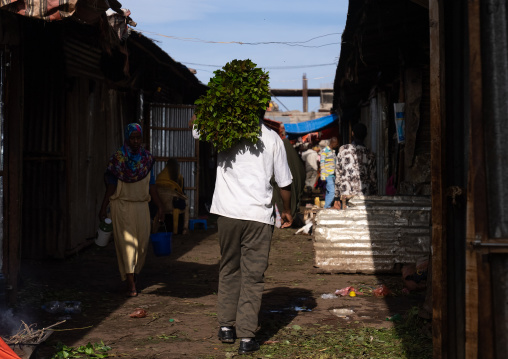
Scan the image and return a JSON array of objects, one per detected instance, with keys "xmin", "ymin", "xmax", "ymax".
[
  {"xmin": 150, "ymin": 232, "xmax": 172, "ymax": 256},
  {"xmin": 314, "ymin": 197, "xmax": 320, "ymax": 207},
  {"xmin": 96, "ymin": 218, "xmax": 113, "ymax": 247},
  {"xmin": 42, "ymin": 301, "xmax": 82, "ymax": 314},
  {"xmin": 321, "ymin": 293, "xmax": 337, "ymax": 299}
]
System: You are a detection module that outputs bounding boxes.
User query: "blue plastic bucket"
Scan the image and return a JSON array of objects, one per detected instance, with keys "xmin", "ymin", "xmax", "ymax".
[{"xmin": 150, "ymin": 232, "xmax": 172, "ymax": 256}]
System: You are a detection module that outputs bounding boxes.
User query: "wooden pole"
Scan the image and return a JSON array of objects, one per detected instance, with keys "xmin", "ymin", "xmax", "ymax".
[
  {"xmin": 302, "ymin": 73, "xmax": 308, "ymax": 113},
  {"xmin": 466, "ymin": 0, "xmax": 493, "ymax": 357},
  {"xmin": 429, "ymin": 0, "xmax": 447, "ymax": 357}
]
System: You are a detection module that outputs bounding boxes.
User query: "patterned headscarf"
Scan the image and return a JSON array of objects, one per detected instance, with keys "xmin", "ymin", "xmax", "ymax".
[{"xmin": 106, "ymin": 123, "xmax": 155, "ymax": 183}]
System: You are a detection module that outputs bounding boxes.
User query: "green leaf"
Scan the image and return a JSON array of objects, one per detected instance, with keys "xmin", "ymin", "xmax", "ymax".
[
  {"xmin": 193, "ymin": 59, "xmax": 269, "ymax": 151},
  {"xmin": 85, "ymin": 347, "xmax": 94, "ymax": 355}
]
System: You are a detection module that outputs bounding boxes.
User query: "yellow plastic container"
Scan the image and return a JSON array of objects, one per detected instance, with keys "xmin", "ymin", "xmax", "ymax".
[{"xmin": 314, "ymin": 197, "xmax": 320, "ymax": 207}]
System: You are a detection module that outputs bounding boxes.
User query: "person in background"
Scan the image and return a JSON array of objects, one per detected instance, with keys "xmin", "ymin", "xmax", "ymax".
[
  {"xmin": 320, "ymin": 137, "xmax": 339, "ymax": 208},
  {"xmin": 333, "ymin": 123, "xmax": 377, "ymax": 209},
  {"xmin": 156, "ymin": 158, "xmax": 189, "ymax": 235},
  {"xmin": 99, "ymin": 123, "xmax": 164, "ymax": 298},
  {"xmin": 271, "ymin": 126, "xmax": 305, "ymax": 222},
  {"xmin": 301, "ymin": 144, "xmax": 320, "ymax": 193}
]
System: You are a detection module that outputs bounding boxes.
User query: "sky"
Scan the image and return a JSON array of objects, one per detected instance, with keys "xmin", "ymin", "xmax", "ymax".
[{"xmin": 118, "ymin": 0, "xmax": 349, "ymax": 112}]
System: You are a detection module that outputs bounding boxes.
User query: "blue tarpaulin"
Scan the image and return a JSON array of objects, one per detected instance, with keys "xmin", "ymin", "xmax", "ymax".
[{"xmin": 283, "ymin": 114, "xmax": 338, "ymax": 135}]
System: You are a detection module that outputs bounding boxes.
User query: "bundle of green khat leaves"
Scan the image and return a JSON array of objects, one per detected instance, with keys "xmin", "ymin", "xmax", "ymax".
[{"xmin": 193, "ymin": 59, "xmax": 271, "ymax": 152}]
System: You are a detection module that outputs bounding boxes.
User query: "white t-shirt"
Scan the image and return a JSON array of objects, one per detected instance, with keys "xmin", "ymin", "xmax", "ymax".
[
  {"xmin": 210, "ymin": 124, "xmax": 293, "ymax": 225},
  {"xmin": 302, "ymin": 149, "xmax": 319, "ymax": 172}
]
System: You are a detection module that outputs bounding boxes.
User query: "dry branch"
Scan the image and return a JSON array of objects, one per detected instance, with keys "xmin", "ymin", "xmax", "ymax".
[{"xmin": 2, "ymin": 320, "xmax": 65, "ymax": 345}]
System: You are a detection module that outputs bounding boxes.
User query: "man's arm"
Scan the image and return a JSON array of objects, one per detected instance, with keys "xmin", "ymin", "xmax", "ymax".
[{"xmin": 279, "ymin": 185, "xmax": 293, "ymax": 228}]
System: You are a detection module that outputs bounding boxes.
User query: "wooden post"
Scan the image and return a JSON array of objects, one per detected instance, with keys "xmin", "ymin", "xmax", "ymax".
[
  {"xmin": 466, "ymin": 0, "xmax": 493, "ymax": 357},
  {"xmin": 302, "ymin": 73, "xmax": 308, "ymax": 113},
  {"xmin": 429, "ymin": 0, "xmax": 447, "ymax": 357}
]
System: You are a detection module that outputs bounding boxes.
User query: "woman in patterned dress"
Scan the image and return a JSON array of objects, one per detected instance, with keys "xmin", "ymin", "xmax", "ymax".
[{"xmin": 99, "ymin": 123, "xmax": 164, "ymax": 297}]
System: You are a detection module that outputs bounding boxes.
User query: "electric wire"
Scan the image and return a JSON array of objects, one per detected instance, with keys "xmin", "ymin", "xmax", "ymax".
[
  {"xmin": 181, "ymin": 62, "xmax": 337, "ymax": 70},
  {"xmin": 133, "ymin": 29, "xmax": 342, "ymax": 48},
  {"xmin": 270, "ymin": 93, "xmax": 291, "ymax": 112}
]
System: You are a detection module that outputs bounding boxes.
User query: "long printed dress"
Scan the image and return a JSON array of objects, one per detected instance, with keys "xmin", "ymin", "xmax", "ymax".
[
  {"xmin": 334, "ymin": 144, "xmax": 378, "ymax": 199},
  {"xmin": 109, "ymin": 175, "xmax": 151, "ymax": 280}
]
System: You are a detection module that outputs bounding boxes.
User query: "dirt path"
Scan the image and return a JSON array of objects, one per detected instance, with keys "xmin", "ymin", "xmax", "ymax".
[{"xmin": 6, "ymin": 217, "xmax": 426, "ymax": 358}]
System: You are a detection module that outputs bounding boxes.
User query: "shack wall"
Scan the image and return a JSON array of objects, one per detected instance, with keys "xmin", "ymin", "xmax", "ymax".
[
  {"xmin": 66, "ymin": 78, "xmax": 136, "ymax": 255},
  {"xmin": 314, "ymin": 195, "xmax": 431, "ymax": 273},
  {"xmin": 20, "ymin": 20, "xmax": 138, "ymax": 258}
]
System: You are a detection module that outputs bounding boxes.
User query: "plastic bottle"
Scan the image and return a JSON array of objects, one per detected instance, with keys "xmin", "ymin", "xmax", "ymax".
[
  {"xmin": 96, "ymin": 218, "xmax": 113, "ymax": 246},
  {"xmin": 274, "ymin": 204, "xmax": 281, "ymax": 228},
  {"xmin": 42, "ymin": 301, "xmax": 82, "ymax": 314},
  {"xmin": 321, "ymin": 293, "xmax": 337, "ymax": 299},
  {"xmin": 99, "ymin": 218, "xmax": 113, "ymax": 232},
  {"xmin": 314, "ymin": 197, "xmax": 320, "ymax": 207}
]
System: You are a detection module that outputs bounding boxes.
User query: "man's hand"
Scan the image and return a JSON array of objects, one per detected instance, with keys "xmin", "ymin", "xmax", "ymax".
[
  {"xmin": 281, "ymin": 210, "xmax": 293, "ymax": 228},
  {"xmin": 279, "ymin": 185, "xmax": 292, "ymax": 228}
]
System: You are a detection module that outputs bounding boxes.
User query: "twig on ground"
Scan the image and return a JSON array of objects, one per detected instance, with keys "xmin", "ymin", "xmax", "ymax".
[{"xmin": 3, "ymin": 320, "xmax": 65, "ymax": 345}]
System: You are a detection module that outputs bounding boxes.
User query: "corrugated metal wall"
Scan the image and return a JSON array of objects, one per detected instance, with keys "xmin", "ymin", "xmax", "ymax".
[
  {"xmin": 481, "ymin": 0, "xmax": 508, "ymax": 356},
  {"xmin": 64, "ymin": 37, "xmax": 104, "ymax": 81},
  {"xmin": 21, "ymin": 22, "xmax": 68, "ymax": 258},
  {"xmin": 359, "ymin": 93, "xmax": 389, "ymax": 195},
  {"xmin": 313, "ymin": 195, "xmax": 431, "ymax": 273},
  {"xmin": 149, "ymin": 104, "xmax": 198, "ymax": 217},
  {"xmin": 66, "ymin": 79, "xmax": 134, "ymax": 255},
  {"xmin": 376, "ymin": 92, "xmax": 389, "ymax": 195},
  {"xmin": 21, "ymin": 23, "xmax": 137, "ymax": 258}
]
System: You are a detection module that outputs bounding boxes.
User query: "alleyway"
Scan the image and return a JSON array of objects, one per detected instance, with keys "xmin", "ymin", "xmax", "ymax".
[{"xmin": 4, "ymin": 216, "xmax": 430, "ymax": 358}]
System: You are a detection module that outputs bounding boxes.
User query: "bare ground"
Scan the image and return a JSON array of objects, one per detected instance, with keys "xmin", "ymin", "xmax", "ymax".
[{"xmin": 3, "ymin": 215, "xmax": 427, "ymax": 359}]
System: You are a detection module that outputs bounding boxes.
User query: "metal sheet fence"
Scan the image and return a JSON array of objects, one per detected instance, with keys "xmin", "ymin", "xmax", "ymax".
[
  {"xmin": 149, "ymin": 104, "xmax": 197, "ymax": 217},
  {"xmin": 313, "ymin": 195, "xmax": 431, "ymax": 273}
]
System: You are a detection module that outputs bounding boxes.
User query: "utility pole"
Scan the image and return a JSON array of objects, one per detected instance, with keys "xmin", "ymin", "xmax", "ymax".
[{"xmin": 302, "ymin": 73, "xmax": 308, "ymax": 112}]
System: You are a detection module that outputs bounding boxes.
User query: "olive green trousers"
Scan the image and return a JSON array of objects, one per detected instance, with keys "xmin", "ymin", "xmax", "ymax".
[{"xmin": 217, "ymin": 216, "xmax": 274, "ymax": 338}]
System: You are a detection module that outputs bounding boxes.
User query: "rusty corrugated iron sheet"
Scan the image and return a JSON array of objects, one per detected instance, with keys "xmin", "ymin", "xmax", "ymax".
[
  {"xmin": 313, "ymin": 195, "xmax": 431, "ymax": 273},
  {"xmin": 0, "ymin": 0, "xmax": 78, "ymax": 21},
  {"xmin": 0, "ymin": 0, "xmax": 122, "ymax": 22}
]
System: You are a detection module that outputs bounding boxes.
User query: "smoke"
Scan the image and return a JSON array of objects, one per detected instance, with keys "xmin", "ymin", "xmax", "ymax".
[{"xmin": 0, "ymin": 308, "xmax": 25, "ymax": 337}]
